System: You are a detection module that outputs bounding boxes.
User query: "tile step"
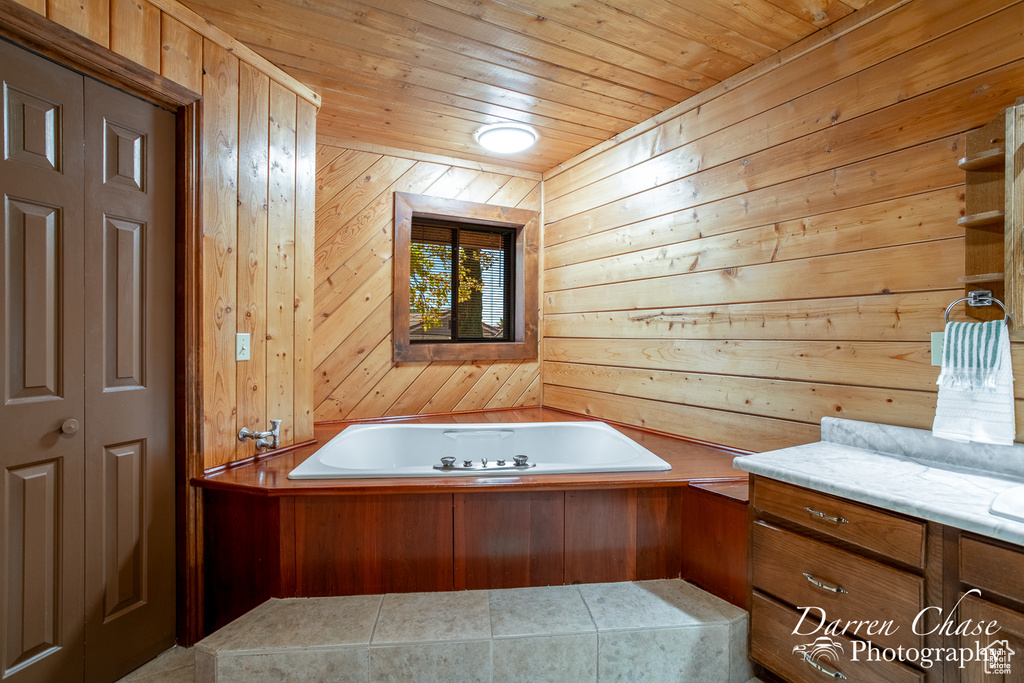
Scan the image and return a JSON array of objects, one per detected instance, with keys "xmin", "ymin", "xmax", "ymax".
[{"xmin": 195, "ymin": 579, "xmax": 751, "ymax": 683}]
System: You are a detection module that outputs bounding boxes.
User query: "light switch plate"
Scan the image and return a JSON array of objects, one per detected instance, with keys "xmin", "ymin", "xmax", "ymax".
[
  {"xmin": 931, "ymin": 331, "xmax": 944, "ymax": 366},
  {"xmin": 236, "ymin": 333, "xmax": 251, "ymax": 361}
]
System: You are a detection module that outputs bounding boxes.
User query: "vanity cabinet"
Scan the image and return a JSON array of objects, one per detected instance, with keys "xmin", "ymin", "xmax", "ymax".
[
  {"xmin": 958, "ymin": 535, "xmax": 1024, "ymax": 683},
  {"xmin": 750, "ymin": 592, "xmax": 924, "ymax": 683},
  {"xmin": 753, "ymin": 520, "xmax": 924, "ymax": 652},
  {"xmin": 753, "ymin": 477, "xmax": 926, "ymax": 566},
  {"xmin": 957, "ymin": 595, "xmax": 1024, "ymax": 683},
  {"xmin": 750, "ymin": 476, "xmax": 1024, "ymax": 683},
  {"xmin": 749, "ymin": 476, "xmax": 939, "ymax": 683},
  {"xmin": 960, "ymin": 535, "xmax": 1024, "ymax": 603}
]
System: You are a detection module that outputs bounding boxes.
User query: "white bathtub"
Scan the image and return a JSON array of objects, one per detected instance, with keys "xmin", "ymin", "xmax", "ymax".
[{"xmin": 287, "ymin": 421, "xmax": 672, "ymax": 479}]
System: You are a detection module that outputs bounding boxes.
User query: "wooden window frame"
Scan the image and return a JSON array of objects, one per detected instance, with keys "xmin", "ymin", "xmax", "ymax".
[{"xmin": 394, "ymin": 192, "xmax": 538, "ymax": 362}]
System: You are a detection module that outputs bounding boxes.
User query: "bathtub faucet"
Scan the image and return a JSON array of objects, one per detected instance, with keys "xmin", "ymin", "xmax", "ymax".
[{"xmin": 238, "ymin": 419, "xmax": 281, "ymax": 451}]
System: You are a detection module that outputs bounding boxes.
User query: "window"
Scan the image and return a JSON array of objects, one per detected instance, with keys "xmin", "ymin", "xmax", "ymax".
[
  {"xmin": 409, "ymin": 220, "xmax": 514, "ymax": 343},
  {"xmin": 393, "ymin": 192, "xmax": 539, "ymax": 362}
]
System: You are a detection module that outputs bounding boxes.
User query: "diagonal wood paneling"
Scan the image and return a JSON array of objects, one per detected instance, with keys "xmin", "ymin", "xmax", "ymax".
[
  {"xmin": 540, "ymin": 0, "xmax": 1024, "ymax": 452},
  {"xmin": 313, "ymin": 143, "xmax": 541, "ymax": 422}
]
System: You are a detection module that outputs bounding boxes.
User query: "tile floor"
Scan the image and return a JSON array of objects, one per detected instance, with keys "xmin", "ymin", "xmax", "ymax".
[
  {"xmin": 115, "ymin": 645, "xmax": 194, "ymax": 682},
  {"xmin": 116, "ymin": 580, "xmax": 767, "ymax": 683}
]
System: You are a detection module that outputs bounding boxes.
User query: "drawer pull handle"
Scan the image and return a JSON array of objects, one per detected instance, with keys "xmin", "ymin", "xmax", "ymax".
[
  {"xmin": 804, "ymin": 506, "xmax": 848, "ymax": 524},
  {"xmin": 802, "ymin": 652, "xmax": 847, "ymax": 679},
  {"xmin": 803, "ymin": 572, "xmax": 848, "ymax": 594}
]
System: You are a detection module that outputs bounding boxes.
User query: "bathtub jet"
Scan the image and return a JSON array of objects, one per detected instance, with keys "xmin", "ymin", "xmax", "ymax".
[{"xmin": 287, "ymin": 421, "xmax": 672, "ymax": 479}]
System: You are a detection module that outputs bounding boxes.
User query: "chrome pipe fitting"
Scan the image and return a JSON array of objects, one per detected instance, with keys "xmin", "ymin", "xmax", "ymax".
[{"xmin": 238, "ymin": 419, "xmax": 282, "ymax": 451}]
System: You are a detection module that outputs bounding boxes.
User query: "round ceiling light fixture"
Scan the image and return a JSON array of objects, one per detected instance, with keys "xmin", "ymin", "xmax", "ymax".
[{"xmin": 475, "ymin": 123, "xmax": 538, "ymax": 154}]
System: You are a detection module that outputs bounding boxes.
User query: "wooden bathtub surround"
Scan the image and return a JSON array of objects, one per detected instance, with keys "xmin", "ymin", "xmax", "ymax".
[
  {"xmin": 392, "ymin": 192, "xmax": 539, "ymax": 362},
  {"xmin": 196, "ymin": 408, "xmax": 751, "ymax": 634},
  {"xmin": 196, "ymin": 408, "xmax": 749, "ymax": 493},
  {"xmin": 681, "ymin": 481, "xmax": 751, "ymax": 610}
]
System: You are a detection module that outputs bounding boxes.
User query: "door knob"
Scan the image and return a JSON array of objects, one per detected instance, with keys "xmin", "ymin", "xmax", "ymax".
[{"xmin": 60, "ymin": 418, "xmax": 80, "ymax": 435}]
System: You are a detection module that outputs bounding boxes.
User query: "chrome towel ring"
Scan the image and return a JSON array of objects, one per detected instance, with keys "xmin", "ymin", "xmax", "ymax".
[{"xmin": 944, "ymin": 289, "xmax": 1011, "ymax": 323}]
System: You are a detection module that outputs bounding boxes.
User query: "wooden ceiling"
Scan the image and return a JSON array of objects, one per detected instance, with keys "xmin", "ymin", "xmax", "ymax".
[{"xmin": 179, "ymin": 0, "xmax": 867, "ymax": 173}]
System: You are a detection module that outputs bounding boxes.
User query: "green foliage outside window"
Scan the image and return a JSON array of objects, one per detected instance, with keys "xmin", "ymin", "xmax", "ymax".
[{"xmin": 410, "ymin": 243, "xmax": 499, "ymax": 331}]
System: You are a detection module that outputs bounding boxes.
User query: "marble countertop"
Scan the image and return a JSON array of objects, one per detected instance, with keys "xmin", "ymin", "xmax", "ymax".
[{"xmin": 733, "ymin": 418, "xmax": 1024, "ymax": 546}]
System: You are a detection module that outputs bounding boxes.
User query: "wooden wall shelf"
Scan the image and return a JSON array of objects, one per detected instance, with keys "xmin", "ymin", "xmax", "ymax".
[
  {"xmin": 958, "ymin": 210, "xmax": 1005, "ymax": 229},
  {"xmin": 1008, "ymin": 98, "xmax": 1024, "ymax": 329},
  {"xmin": 958, "ymin": 146, "xmax": 1005, "ymax": 171},
  {"xmin": 958, "ymin": 272, "xmax": 1005, "ymax": 284},
  {"xmin": 959, "ymin": 97, "xmax": 1024, "ymax": 325}
]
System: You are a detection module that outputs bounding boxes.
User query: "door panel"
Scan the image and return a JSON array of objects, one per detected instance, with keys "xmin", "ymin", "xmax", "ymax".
[
  {"xmin": 2, "ymin": 39, "xmax": 177, "ymax": 683},
  {"xmin": 102, "ymin": 120, "xmax": 145, "ymax": 192},
  {"xmin": 4, "ymin": 460, "xmax": 62, "ymax": 672},
  {"xmin": 104, "ymin": 216, "xmax": 146, "ymax": 389},
  {"xmin": 83, "ymin": 77, "xmax": 176, "ymax": 683},
  {"xmin": 98, "ymin": 440, "xmax": 146, "ymax": 619},
  {"xmin": 6, "ymin": 200, "xmax": 62, "ymax": 400},
  {"xmin": 0, "ymin": 37, "xmax": 86, "ymax": 683},
  {"xmin": 4, "ymin": 84, "xmax": 63, "ymax": 172}
]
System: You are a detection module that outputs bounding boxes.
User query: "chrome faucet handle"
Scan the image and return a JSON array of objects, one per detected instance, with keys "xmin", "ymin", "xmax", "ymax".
[
  {"xmin": 244, "ymin": 418, "xmax": 283, "ymax": 450},
  {"xmin": 440, "ymin": 456, "xmax": 456, "ymax": 468},
  {"xmin": 513, "ymin": 454, "xmax": 529, "ymax": 467},
  {"xmin": 265, "ymin": 419, "xmax": 282, "ymax": 448}
]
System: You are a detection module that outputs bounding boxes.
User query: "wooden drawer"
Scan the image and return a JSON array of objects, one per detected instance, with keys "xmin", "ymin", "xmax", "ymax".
[
  {"xmin": 957, "ymin": 593, "xmax": 1024, "ymax": 682},
  {"xmin": 961, "ymin": 535, "xmax": 1024, "ymax": 605},
  {"xmin": 751, "ymin": 591, "xmax": 924, "ymax": 683},
  {"xmin": 753, "ymin": 520, "xmax": 924, "ymax": 651},
  {"xmin": 754, "ymin": 477, "xmax": 926, "ymax": 567}
]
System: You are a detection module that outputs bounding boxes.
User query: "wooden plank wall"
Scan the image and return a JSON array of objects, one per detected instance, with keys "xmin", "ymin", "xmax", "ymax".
[
  {"xmin": 541, "ymin": 0, "xmax": 1024, "ymax": 452},
  {"xmin": 9, "ymin": 0, "xmax": 320, "ymax": 467},
  {"xmin": 312, "ymin": 141, "xmax": 542, "ymax": 421}
]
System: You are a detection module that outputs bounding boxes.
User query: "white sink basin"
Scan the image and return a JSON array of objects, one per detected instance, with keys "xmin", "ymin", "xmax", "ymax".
[{"xmin": 990, "ymin": 486, "xmax": 1024, "ymax": 523}]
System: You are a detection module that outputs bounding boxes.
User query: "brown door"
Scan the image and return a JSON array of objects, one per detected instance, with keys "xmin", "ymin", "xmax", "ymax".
[
  {"xmin": 0, "ymin": 36, "xmax": 87, "ymax": 683},
  {"xmin": 82, "ymin": 78, "xmax": 176, "ymax": 682},
  {"xmin": 0, "ymin": 40, "xmax": 176, "ymax": 683}
]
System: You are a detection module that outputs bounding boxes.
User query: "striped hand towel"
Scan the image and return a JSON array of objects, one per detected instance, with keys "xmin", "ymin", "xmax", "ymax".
[{"xmin": 932, "ymin": 319, "xmax": 1015, "ymax": 445}]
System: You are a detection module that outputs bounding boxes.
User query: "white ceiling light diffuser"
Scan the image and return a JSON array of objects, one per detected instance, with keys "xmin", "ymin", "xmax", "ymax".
[{"xmin": 476, "ymin": 123, "xmax": 537, "ymax": 154}]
